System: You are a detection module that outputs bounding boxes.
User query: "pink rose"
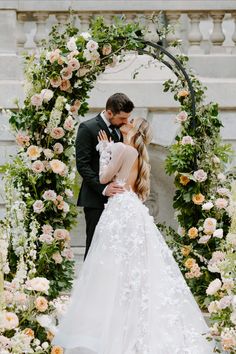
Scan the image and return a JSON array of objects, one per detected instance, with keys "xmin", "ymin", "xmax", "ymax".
[
  {"xmin": 50, "ymin": 159, "xmax": 66, "ymax": 174},
  {"xmin": 62, "ymin": 248, "xmax": 74, "ymax": 260},
  {"xmin": 39, "ymin": 234, "xmax": 53, "ymax": 244},
  {"xmin": 50, "ymin": 76, "xmax": 62, "ymax": 88},
  {"xmin": 50, "ymin": 127, "xmax": 65, "ymax": 139},
  {"xmin": 217, "ymin": 187, "xmax": 230, "ymax": 197},
  {"xmin": 42, "ymin": 224, "xmax": 53, "ymax": 235},
  {"xmin": 63, "ymin": 116, "xmax": 75, "ymax": 131},
  {"xmin": 31, "ymin": 160, "xmax": 45, "ymax": 174},
  {"xmin": 193, "ymin": 169, "xmax": 207, "ymax": 182},
  {"xmin": 31, "ymin": 94, "xmax": 43, "ymax": 108},
  {"xmin": 53, "ymin": 143, "xmax": 64, "ymax": 154},
  {"xmin": 176, "ymin": 111, "xmax": 188, "ymax": 123},
  {"xmin": 16, "ymin": 132, "xmax": 30, "ymax": 147},
  {"xmin": 54, "ymin": 229, "xmax": 70, "ymax": 241},
  {"xmin": 215, "ymin": 198, "xmax": 228, "ymax": 209},
  {"xmin": 68, "ymin": 58, "xmax": 80, "ymax": 71},
  {"xmin": 181, "ymin": 136, "xmax": 194, "ymax": 145},
  {"xmin": 48, "ymin": 49, "xmax": 61, "ymax": 63},
  {"xmin": 42, "ymin": 190, "xmax": 57, "ymax": 201},
  {"xmin": 60, "ymin": 67, "xmax": 73, "ymax": 80},
  {"xmin": 33, "ymin": 200, "xmax": 44, "ymax": 214},
  {"xmin": 67, "ymin": 50, "xmax": 79, "ymax": 60}
]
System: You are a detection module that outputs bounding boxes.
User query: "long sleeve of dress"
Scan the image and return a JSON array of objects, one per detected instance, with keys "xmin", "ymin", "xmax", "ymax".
[{"xmin": 96, "ymin": 141, "xmax": 126, "ymax": 184}]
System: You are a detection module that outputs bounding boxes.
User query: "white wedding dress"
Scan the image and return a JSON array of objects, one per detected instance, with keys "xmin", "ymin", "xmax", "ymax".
[{"xmin": 53, "ymin": 142, "xmax": 215, "ymax": 354}]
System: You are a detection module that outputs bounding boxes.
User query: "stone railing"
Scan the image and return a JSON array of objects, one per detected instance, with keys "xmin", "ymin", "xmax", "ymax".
[{"xmin": 0, "ymin": 0, "xmax": 236, "ymax": 56}]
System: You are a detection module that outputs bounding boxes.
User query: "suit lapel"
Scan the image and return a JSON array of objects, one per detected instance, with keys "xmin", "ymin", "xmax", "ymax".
[{"xmin": 96, "ymin": 114, "xmax": 112, "ymax": 138}]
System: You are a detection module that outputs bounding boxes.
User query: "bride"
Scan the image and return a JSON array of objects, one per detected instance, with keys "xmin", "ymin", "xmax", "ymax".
[{"xmin": 53, "ymin": 117, "xmax": 215, "ymax": 354}]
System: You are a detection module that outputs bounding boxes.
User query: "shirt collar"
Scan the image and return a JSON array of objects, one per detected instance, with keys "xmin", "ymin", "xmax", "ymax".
[{"xmin": 100, "ymin": 111, "xmax": 111, "ymax": 127}]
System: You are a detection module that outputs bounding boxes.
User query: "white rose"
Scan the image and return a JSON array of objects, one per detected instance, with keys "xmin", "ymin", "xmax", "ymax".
[
  {"xmin": 33, "ymin": 200, "xmax": 44, "ymax": 214},
  {"xmin": 41, "ymin": 89, "xmax": 53, "ymax": 103},
  {"xmin": 198, "ymin": 235, "xmax": 211, "ymax": 244},
  {"xmin": 215, "ymin": 198, "xmax": 228, "ymax": 209},
  {"xmin": 226, "ymin": 233, "xmax": 236, "ymax": 246},
  {"xmin": 42, "ymin": 190, "xmax": 57, "ymax": 201},
  {"xmin": 208, "ymin": 301, "xmax": 219, "ymax": 314},
  {"xmin": 213, "ymin": 228, "xmax": 223, "ymax": 238},
  {"xmin": 203, "ymin": 217, "xmax": 217, "ymax": 234},
  {"xmin": 181, "ymin": 136, "xmax": 194, "ymax": 145},
  {"xmin": 67, "ymin": 37, "xmax": 77, "ymax": 51},
  {"xmin": 80, "ymin": 32, "xmax": 92, "ymax": 41},
  {"xmin": 86, "ymin": 39, "xmax": 99, "ymax": 51},
  {"xmin": 193, "ymin": 169, "xmax": 208, "ymax": 182},
  {"xmin": 26, "ymin": 277, "xmax": 50, "ymax": 294},
  {"xmin": 176, "ymin": 111, "xmax": 188, "ymax": 123},
  {"xmin": 206, "ymin": 278, "xmax": 222, "ymax": 295},
  {"xmin": 202, "ymin": 202, "xmax": 214, "ymax": 211}
]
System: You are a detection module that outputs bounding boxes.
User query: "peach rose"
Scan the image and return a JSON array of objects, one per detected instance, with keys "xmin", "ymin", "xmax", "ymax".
[
  {"xmin": 178, "ymin": 89, "xmax": 189, "ymax": 98},
  {"xmin": 181, "ymin": 245, "xmax": 191, "ymax": 257},
  {"xmin": 35, "ymin": 296, "xmax": 48, "ymax": 312},
  {"xmin": 179, "ymin": 175, "xmax": 190, "ymax": 186},
  {"xmin": 51, "ymin": 346, "xmax": 64, "ymax": 354},
  {"xmin": 23, "ymin": 328, "xmax": 35, "ymax": 338},
  {"xmin": 54, "ymin": 228, "xmax": 70, "ymax": 241},
  {"xmin": 184, "ymin": 258, "xmax": 196, "ymax": 269},
  {"xmin": 60, "ymin": 79, "xmax": 71, "ymax": 91},
  {"xmin": 50, "ymin": 76, "xmax": 62, "ymax": 88},
  {"xmin": 192, "ymin": 193, "xmax": 205, "ymax": 205},
  {"xmin": 50, "ymin": 159, "xmax": 66, "ymax": 174},
  {"xmin": 188, "ymin": 227, "xmax": 198, "ymax": 239},
  {"xmin": 50, "ymin": 127, "xmax": 65, "ymax": 139},
  {"xmin": 76, "ymin": 67, "xmax": 90, "ymax": 77},
  {"xmin": 27, "ymin": 145, "xmax": 41, "ymax": 160},
  {"xmin": 102, "ymin": 43, "xmax": 112, "ymax": 56}
]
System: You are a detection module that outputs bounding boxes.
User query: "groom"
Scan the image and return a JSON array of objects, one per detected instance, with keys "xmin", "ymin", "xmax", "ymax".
[{"xmin": 76, "ymin": 93, "xmax": 134, "ymax": 259}]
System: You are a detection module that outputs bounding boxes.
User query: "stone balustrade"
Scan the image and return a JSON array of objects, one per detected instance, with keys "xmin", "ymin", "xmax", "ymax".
[{"xmin": 0, "ymin": 0, "xmax": 235, "ymax": 55}]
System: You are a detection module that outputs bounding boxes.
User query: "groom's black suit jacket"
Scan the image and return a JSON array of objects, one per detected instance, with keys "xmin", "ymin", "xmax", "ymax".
[{"xmin": 76, "ymin": 113, "xmax": 121, "ymax": 209}]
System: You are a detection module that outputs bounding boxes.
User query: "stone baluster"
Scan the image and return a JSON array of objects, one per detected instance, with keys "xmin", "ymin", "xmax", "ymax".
[
  {"xmin": 231, "ymin": 12, "xmax": 236, "ymax": 54},
  {"xmin": 143, "ymin": 14, "xmax": 160, "ymax": 43},
  {"xmin": 55, "ymin": 13, "xmax": 69, "ymax": 25},
  {"xmin": 16, "ymin": 13, "xmax": 27, "ymax": 53},
  {"xmin": 165, "ymin": 12, "xmax": 181, "ymax": 51},
  {"xmin": 79, "ymin": 14, "xmax": 91, "ymax": 32},
  {"xmin": 210, "ymin": 12, "xmax": 226, "ymax": 53},
  {"xmin": 187, "ymin": 13, "xmax": 203, "ymax": 54},
  {"xmin": 33, "ymin": 13, "xmax": 49, "ymax": 47}
]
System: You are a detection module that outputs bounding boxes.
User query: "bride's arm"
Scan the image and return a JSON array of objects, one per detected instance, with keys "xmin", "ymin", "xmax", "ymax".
[{"xmin": 96, "ymin": 140, "xmax": 126, "ymax": 184}]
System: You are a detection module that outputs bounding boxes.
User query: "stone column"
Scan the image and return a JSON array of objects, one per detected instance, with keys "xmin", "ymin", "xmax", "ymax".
[
  {"xmin": 210, "ymin": 12, "xmax": 226, "ymax": 53},
  {"xmin": 231, "ymin": 12, "xmax": 236, "ymax": 54},
  {"xmin": 0, "ymin": 9, "xmax": 23, "ymax": 107},
  {"xmin": 187, "ymin": 13, "xmax": 203, "ymax": 54}
]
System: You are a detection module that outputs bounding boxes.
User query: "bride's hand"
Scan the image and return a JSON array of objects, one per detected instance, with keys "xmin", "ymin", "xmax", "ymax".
[{"xmin": 98, "ymin": 130, "xmax": 111, "ymax": 142}]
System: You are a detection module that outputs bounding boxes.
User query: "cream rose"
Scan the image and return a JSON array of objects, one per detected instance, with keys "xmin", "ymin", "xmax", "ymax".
[
  {"xmin": 35, "ymin": 296, "xmax": 48, "ymax": 312},
  {"xmin": 26, "ymin": 277, "xmax": 50, "ymax": 294},
  {"xmin": 33, "ymin": 200, "xmax": 44, "ymax": 214},
  {"xmin": 41, "ymin": 89, "xmax": 54, "ymax": 103},
  {"xmin": 193, "ymin": 169, "xmax": 207, "ymax": 182},
  {"xmin": 203, "ymin": 217, "xmax": 217, "ymax": 234},
  {"xmin": 67, "ymin": 37, "xmax": 77, "ymax": 51},
  {"xmin": 53, "ymin": 143, "xmax": 64, "ymax": 154},
  {"xmin": 202, "ymin": 202, "xmax": 214, "ymax": 211},
  {"xmin": 50, "ymin": 159, "xmax": 66, "ymax": 174},
  {"xmin": 52, "ymin": 252, "xmax": 63, "ymax": 264},
  {"xmin": 2, "ymin": 312, "xmax": 19, "ymax": 330},
  {"xmin": 42, "ymin": 190, "xmax": 57, "ymax": 201},
  {"xmin": 215, "ymin": 198, "xmax": 228, "ymax": 209},
  {"xmin": 60, "ymin": 67, "xmax": 73, "ymax": 80},
  {"xmin": 86, "ymin": 39, "xmax": 99, "ymax": 51},
  {"xmin": 213, "ymin": 228, "xmax": 223, "ymax": 238},
  {"xmin": 181, "ymin": 136, "xmax": 194, "ymax": 145},
  {"xmin": 102, "ymin": 43, "xmax": 112, "ymax": 56},
  {"xmin": 27, "ymin": 145, "xmax": 42, "ymax": 160},
  {"xmin": 54, "ymin": 229, "xmax": 70, "ymax": 241},
  {"xmin": 176, "ymin": 111, "xmax": 188, "ymax": 123},
  {"xmin": 31, "ymin": 93, "xmax": 43, "ymax": 108}
]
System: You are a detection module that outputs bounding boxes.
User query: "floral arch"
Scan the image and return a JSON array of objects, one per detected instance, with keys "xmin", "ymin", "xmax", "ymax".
[{"xmin": 0, "ymin": 16, "xmax": 235, "ymax": 353}]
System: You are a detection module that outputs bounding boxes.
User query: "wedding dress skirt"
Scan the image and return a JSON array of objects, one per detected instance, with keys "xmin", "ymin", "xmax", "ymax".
[{"xmin": 53, "ymin": 190, "xmax": 214, "ymax": 354}]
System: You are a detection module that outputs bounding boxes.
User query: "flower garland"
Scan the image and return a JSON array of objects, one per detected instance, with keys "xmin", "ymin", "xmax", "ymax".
[{"xmin": 0, "ymin": 17, "xmax": 145, "ymax": 353}]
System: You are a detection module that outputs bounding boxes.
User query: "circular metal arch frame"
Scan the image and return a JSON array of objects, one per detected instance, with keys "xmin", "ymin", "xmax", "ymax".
[{"xmin": 133, "ymin": 39, "xmax": 196, "ymax": 128}]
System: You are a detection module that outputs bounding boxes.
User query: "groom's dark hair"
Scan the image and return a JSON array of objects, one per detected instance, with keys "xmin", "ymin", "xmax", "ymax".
[{"xmin": 106, "ymin": 93, "xmax": 134, "ymax": 115}]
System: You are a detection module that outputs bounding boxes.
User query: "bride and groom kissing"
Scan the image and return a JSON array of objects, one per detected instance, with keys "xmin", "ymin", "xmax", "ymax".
[{"xmin": 53, "ymin": 93, "xmax": 215, "ymax": 353}]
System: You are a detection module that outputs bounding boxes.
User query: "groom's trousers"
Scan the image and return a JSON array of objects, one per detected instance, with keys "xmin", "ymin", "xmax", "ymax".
[{"xmin": 83, "ymin": 207, "xmax": 104, "ymax": 260}]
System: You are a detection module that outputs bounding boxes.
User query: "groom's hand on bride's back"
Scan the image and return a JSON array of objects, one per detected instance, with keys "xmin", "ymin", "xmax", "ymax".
[{"xmin": 103, "ymin": 182, "xmax": 125, "ymax": 197}]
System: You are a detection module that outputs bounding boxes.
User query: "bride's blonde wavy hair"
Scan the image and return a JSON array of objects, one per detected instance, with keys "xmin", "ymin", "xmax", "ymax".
[{"xmin": 127, "ymin": 118, "xmax": 152, "ymax": 201}]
